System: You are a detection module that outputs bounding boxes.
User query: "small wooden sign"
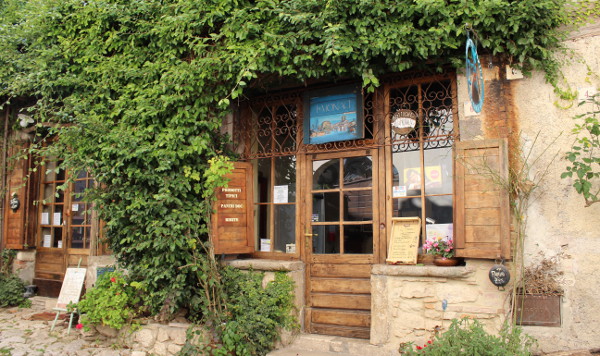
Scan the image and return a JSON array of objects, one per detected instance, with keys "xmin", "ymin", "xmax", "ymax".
[
  {"xmin": 211, "ymin": 162, "xmax": 254, "ymax": 255},
  {"xmin": 56, "ymin": 268, "xmax": 86, "ymax": 309},
  {"xmin": 386, "ymin": 217, "xmax": 421, "ymax": 265}
]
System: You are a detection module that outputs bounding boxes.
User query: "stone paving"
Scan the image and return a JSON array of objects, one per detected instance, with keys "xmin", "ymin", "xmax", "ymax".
[{"xmin": 0, "ymin": 302, "xmax": 135, "ymax": 356}]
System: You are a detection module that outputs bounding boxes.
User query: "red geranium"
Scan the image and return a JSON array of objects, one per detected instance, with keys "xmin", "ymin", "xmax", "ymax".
[{"xmin": 110, "ymin": 277, "xmax": 116, "ymax": 283}]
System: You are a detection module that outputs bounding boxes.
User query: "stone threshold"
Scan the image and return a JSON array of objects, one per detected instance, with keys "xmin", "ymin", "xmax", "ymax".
[{"xmin": 372, "ymin": 264, "xmax": 474, "ymax": 278}]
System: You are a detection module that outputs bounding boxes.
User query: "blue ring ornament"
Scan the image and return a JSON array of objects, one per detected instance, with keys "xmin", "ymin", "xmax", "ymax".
[{"xmin": 465, "ymin": 38, "xmax": 484, "ymax": 113}]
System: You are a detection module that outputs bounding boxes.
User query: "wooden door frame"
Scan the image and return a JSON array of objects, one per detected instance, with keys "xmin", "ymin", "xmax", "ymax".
[{"xmin": 302, "ymin": 148, "xmax": 381, "ymax": 265}]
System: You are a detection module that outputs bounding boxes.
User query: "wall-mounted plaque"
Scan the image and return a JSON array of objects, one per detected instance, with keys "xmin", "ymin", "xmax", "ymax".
[
  {"xmin": 386, "ymin": 217, "xmax": 421, "ymax": 265},
  {"xmin": 211, "ymin": 162, "xmax": 254, "ymax": 255}
]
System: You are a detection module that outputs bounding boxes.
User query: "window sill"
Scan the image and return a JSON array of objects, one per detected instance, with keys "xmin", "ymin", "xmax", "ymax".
[
  {"xmin": 224, "ymin": 259, "xmax": 304, "ymax": 272},
  {"xmin": 372, "ymin": 264, "xmax": 474, "ymax": 279}
]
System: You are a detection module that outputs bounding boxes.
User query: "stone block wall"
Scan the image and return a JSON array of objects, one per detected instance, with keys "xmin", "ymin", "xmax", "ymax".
[{"xmin": 370, "ymin": 260, "xmax": 511, "ymax": 349}]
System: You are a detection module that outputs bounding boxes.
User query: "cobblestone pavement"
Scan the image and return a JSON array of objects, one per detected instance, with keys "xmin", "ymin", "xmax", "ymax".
[{"xmin": 0, "ymin": 302, "xmax": 134, "ymax": 356}]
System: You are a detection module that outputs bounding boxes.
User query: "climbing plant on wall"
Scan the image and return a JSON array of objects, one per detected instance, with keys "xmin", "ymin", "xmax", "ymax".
[{"xmin": 0, "ymin": 0, "xmax": 587, "ymax": 318}]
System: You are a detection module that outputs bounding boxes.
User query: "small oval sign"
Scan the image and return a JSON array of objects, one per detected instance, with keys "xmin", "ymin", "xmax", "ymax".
[{"xmin": 489, "ymin": 264, "xmax": 510, "ymax": 287}]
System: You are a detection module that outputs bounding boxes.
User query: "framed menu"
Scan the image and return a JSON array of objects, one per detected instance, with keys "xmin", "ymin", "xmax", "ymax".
[{"xmin": 386, "ymin": 217, "xmax": 421, "ymax": 265}]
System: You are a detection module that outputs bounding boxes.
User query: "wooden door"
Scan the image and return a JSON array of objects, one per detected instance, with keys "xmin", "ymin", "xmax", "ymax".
[
  {"xmin": 34, "ymin": 167, "xmax": 92, "ymax": 297},
  {"xmin": 304, "ymin": 149, "xmax": 380, "ymax": 339}
]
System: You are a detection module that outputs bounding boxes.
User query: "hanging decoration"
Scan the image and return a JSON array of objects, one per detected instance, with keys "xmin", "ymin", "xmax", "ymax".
[
  {"xmin": 489, "ymin": 260, "xmax": 510, "ymax": 289},
  {"xmin": 465, "ymin": 26, "xmax": 484, "ymax": 113}
]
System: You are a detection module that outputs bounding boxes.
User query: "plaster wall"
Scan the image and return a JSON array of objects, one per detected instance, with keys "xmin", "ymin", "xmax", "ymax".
[
  {"xmin": 512, "ymin": 31, "xmax": 600, "ymax": 352},
  {"xmin": 456, "ymin": 29, "xmax": 600, "ymax": 352}
]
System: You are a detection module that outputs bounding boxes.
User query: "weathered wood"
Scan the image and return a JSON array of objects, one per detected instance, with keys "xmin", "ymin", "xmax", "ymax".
[
  {"xmin": 310, "ymin": 263, "xmax": 371, "ymax": 278},
  {"xmin": 311, "ymin": 323, "xmax": 370, "ymax": 339},
  {"xmin": 311, "ymin": 293, "xmax": 371, "ymax": 310},
  {"xmin": 311, "ymin": 278, "xmax": 371, "ymax": 294},
  {"xmin": 455, "ymin": 139, "xmax": 510, "ymax": 259},
  {"xmin": 464, "ymin": 208, "xmax": 501, "ymax": 226},
  {"xmin": 212, "ymin": 162, "xmax": 254, "ymax": 255},
  {"xmin": 311, "ymin": 308, "xmax": 371, "ymax": 328}
]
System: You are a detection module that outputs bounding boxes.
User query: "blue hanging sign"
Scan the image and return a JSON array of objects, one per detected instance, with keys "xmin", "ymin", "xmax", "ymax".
[
  {"xmin": 303, "ymin": 85, "xmax": 364, "ymax": 145},
  {"xmin": 466, "ymin": 34, "xmax": 484, "ymax": 113}
]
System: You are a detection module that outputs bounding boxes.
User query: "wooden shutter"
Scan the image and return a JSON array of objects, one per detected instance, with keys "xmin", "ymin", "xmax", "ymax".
[
  {"xmin": 211, "ymin": 162, "xmax": 254, "ymax": 255},
  {"xmin": 3, "ymin": 142, "xmax": 31, "ymax": 250},
  {"xmin": 454, "ymin": 139, "xmax": 510, "ymax": 259}
]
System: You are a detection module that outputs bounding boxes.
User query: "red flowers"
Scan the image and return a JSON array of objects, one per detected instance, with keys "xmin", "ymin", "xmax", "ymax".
[
  {"xmin": 75, "ymin": 323, "xmax": 83, "ymax": 330},
  {"xmin": 110, "ymin": 277, "xmax": 116, "ymax": 283},
  {"xmin": 416, "ymin": 346, "xmax": 423, "ymax": 350}
]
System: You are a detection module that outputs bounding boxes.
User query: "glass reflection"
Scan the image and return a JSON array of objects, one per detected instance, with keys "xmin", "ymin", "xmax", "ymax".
[
  {"xmin": 344, "ymin": 225, "xmax": 373, "ymax": 254},
  {"xmin": 274, "ymin": 205, "xmax": 295, "ymax": 253},
  {"xmin": 313, "ymin": 159, "xmax": 340, "ymax": 189},
  {"xmin": 343, "ymin": 156, "xmax": 372, "ymax": 187},
  {"xmin": 424, "ymin": 147, "xmax": 453, "ymax": 195},
  {"xmin": 343, "ymin": 190, "xmax": 372, "ymax": 221},
  {"xmin": 275, "ymin": 156, "xmax": 296, "ymax": 203},
  {"xmin": 312, "ymin": 192, "xmax": 340, "ymax": 222},
  {"xmin": 312, "ymin": 225, "xmax": 339, "ymax": 254}
]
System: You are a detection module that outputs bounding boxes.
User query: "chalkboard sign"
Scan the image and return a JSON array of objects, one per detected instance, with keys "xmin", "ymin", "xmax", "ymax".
[
  {"xmin": 386, "ymin": 217, "xmax": 421, "ymax": 264},
  {"xmin": 56, "ymin": 268, "xmax": 86, "ymax": 309},
  {"xmin": 489, "ymin": 264, "xmax": 510, "ymax": 287}
]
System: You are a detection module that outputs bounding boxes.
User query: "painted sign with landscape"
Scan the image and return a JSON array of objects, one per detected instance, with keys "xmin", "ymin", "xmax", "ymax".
[{"xmin": 307, "ymin": 90, "xmax": 363, "ymax": 144}]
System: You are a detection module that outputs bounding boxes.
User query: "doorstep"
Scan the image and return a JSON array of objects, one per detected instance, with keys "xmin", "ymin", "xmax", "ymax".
[{"xmin": 268, "ymin": 334, "xmax": 397, "ymax": 356}]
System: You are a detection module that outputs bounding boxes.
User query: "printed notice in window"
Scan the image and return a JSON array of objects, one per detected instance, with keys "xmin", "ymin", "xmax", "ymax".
[
  {"xmin": 386, "ymin": 217, "xmax": 421, "ymax": 265},
  {"xmin": 273, "ymin": 185, "xmax": 288, "ymax": 204}
]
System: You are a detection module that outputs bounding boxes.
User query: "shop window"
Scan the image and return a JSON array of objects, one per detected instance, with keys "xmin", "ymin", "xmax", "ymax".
[
  {"xmin": 390, "ymin": 80, "xmax": 455, "ymax": 246},
  {"xmin": 244, "ymin": 102, "xmax": 298, "ymax": 254},
  {"xmin": 39, "ymin": 163, "xmax": 97, "ymax": 250}
]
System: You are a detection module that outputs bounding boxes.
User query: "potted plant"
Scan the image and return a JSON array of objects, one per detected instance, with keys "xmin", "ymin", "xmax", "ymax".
[{"xmin": 423, "ymin": 237, "xmax": 459, "ymax": 266}]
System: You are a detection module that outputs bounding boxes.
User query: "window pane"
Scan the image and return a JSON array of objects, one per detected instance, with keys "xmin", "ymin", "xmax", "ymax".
[
  {"xmin": 274, "ymin": 205, "xmax": 295, "ymax": 253},
  {"xmin": 312, "ymin": 225, "xmax": 339, "ymax": 254},
  {"xmin": 275, "ymin": 156, "xmax": 296, "ymax": 203},
  {"xmin": 43, "ymin": 184, "xmax": 54, "ymax": 202},
  {"xmin": 54, "ymin": 227, "xmax": 63, "ymax": 248},
  {"xmin": 343, "ymin": 156, "xmax": 372, "ymax": 187},
  {"xmin": 313, "ymin": 159, "xmax": 340, "ymax": 189},
  {"xmin": 255, "ymin": 204, "xmax": 270, "ymax": 251},
  {"xmin": 393, "ymin": 197, "xmax": 422, "ymax": 218},
  {"xmin": 256, "ymin": 158, "xmax": 271, "ymax": 203},
  {"xmin": 85, "ymin": 227, "xmax": 91, "ymax": 249},
  {"xmin": 313, "ymin": 192, "xmax": 339, "ymax": 222},
  {"xmin": 344, "ymin": 225, "xmax": 373, "ymax": 254},
  {"xmin": 71, "ymin": 226, "xmax": 84, "ymax": 248},
  {"xmin": 343, "ymin": 190, "xmax": 372, "ymax": 221},
  {"xmin": 392, "ymin": 151, "xmax": 422, "ymax": 197},
  {"xmin": 425, "ymin": 196, "xmax": 453, "ymax": 224},
  {"xmin": 424, "ymin": 147, "xmax": 453, "ymax": 195}
]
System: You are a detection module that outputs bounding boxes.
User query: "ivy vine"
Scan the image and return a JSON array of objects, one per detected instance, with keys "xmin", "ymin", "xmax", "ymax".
[{"xmin": 0, "ymin": 0, "xmax": 590, "ymax": 324}]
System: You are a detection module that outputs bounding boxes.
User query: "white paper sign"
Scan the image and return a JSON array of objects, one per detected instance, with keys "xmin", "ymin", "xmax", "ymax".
[
  {"xmin": 393, "ymin": 186, "xmax": 407, "ymax": 198},
  {"xmin": 72, "ymin": 204, "xmax": 79, "ymax": 212},
  {"xmin": 43, "ymin": 235, "xmax": 51, "ymax": 248},
  {"xmin": 53, "ymin": 213, "xmax": 61, "ymax": 226},
  {"xmin": 273, "ymin": 185, "xmax": 288, "ymax": 204},
  {"xmin": 41, "ymin": 212, "xmax": 49, "ymax": 225},
  {"xmin": 260, "ymin": 238, "xmax": 271, "ymax": 252},
  {"xmin": 57, "ymin": 240, "xmax": 63, "ymax": 248}
]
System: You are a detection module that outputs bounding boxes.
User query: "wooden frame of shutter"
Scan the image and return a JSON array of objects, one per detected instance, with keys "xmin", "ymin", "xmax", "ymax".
[
  {"xmin": 211, "ymin": 162, "xmax": 255, "ymax": 255},
  {"xmin": 3, "ymin": 141, "xmax": 33, "ymax": 250},
  {"xmin": 454, "ymin": 139, "xmax": 510, "ymax": 259}
]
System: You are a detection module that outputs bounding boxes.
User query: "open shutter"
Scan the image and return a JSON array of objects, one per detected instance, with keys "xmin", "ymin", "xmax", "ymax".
[
  {"xmin": 211, "ymin": 162, "xmax": 254, "ymax": 255},
  {"xmin": 455, "ymin": 139, "xmax": 510, "ymax": 259},
  {"xmin": 3, "ymin": 142, "xmax": 31, "ymax": 250}
]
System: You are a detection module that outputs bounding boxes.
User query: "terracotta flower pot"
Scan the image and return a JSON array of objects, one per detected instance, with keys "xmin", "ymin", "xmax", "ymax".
[{"xmin": 433, "ymin": 256, "xmax": 460, "ymax": 266}]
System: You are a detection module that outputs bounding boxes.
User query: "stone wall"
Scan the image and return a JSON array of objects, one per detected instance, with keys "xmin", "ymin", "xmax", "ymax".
[
  {"xmin": 370, "ymin": 260, "xmax": 511, "ymax": 349},
  {"xmin": 13, "ymin": 250, "xmax": 35, "ymax": 284}
]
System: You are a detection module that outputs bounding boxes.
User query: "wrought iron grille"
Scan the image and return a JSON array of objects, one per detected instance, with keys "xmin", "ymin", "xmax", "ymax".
[
  {"xmin": 235, "ymin": 93, "xmax": 301, "ymax": 160},
  {"xmin": 389, "ymin": 79, "xmax": 456, "ymax": 153},
  {"xmin": 234, "ymin": 73, "xmax": 457, "ymax": 159}
]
